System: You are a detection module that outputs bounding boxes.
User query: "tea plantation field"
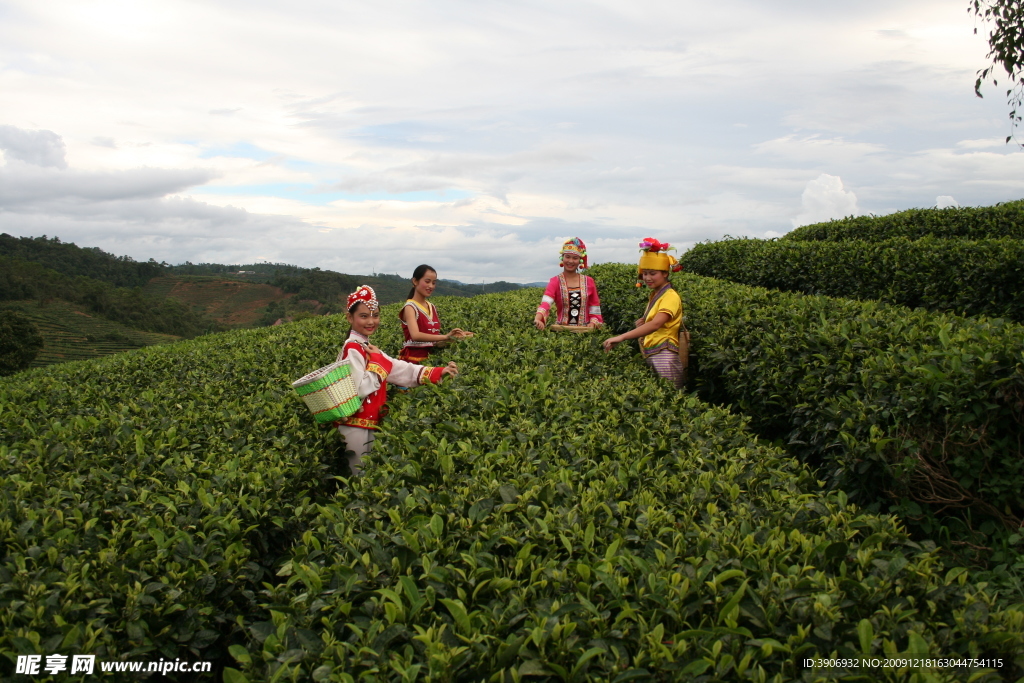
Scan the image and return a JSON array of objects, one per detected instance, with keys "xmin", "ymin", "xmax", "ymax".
[
  {"xmin": 592, "ymin": 264, "xmax": 1024, "ymax": 541},
  {"xmin": 783, "ymin": 200, "xmax": 1024, "ymax": 242},
  {"xmin": 2, "ymin": 300, "xmax": 181, "ymax": 369},
  {"xmin": 680, "ymin": 237, "xmax": 1024, "ymax": 322},
  {"xmin": 2, "ymin": 288, "xmax": 1023, "ymax": 681}
]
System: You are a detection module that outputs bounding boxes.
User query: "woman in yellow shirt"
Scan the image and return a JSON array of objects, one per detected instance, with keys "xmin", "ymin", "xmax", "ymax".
[{"xmin": 602, "ymin": 238, "xmax": 685, "ymax": 388}]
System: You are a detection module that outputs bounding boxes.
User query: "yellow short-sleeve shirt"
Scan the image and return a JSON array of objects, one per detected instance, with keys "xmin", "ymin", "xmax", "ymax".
[{"xmin": 641, "ymin": 286, "xmax": 682, "ymax": 357}]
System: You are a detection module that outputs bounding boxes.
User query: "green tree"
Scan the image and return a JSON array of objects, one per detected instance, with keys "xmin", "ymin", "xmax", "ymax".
[
  {"xmin": 0, "ymin": 309, "xmax": 44, "ymax": 376},
  {"xmin": 972, "ymin": 0, "xmax": 1024, "ymax": 142}
]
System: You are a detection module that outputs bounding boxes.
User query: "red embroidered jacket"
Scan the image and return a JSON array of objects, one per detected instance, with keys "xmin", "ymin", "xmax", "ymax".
[{"xmin": 334, "ymin": 332, "xmax": 444, "ymax": 430}]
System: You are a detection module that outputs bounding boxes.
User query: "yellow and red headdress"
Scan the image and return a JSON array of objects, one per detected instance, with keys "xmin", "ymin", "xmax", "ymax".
[
  {"xmin": 637, "ymin": 237, "xmax": 682, "ymax": 284},
  {"xmin": 560, "ymin": 236, "xmax": 589, "ymax": 269},
  {"xmin": 347, "ymin": 285, "xmax": 379, "ymax": 313}
]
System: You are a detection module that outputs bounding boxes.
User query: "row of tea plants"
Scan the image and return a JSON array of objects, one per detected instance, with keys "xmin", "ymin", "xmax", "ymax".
[
  {"xmin": 680, "ymin": 237, "xmax": 1024, "ymax": 322},
  {"xmin": 0, "ymin": 319, "xmax": 355, "ymax": 677},
  {"xmin": 783, "ymin": 200, "xmax": 1024, "ymax": 242},
  {"xmin": 3, "ymin": 289, "xmax": 1024, "ymax": 680},
  {"xmin": 592, "ymin": 264, "xmax": 1024, "ymax": 568}
]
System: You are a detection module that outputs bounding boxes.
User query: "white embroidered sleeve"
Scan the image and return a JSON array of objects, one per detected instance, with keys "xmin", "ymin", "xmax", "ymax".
[
  {"xmin": 382, "ymin": 353, "xmax": 430, "ymax": 387},
  {"xmin": 336, "ymin": 346, "xmax": 382, "ymax": 398}
]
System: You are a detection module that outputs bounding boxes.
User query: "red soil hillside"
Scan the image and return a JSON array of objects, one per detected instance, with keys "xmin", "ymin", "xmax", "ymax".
[{"xmin": 144, "ymin": 276, "xmax": 293, "ymax": 327}]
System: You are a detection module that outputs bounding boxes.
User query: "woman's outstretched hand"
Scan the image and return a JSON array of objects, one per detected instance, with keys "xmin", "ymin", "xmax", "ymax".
[
  {"xmin": 602, "ymin": 336, "xmax": 622, "ymax": 352},
  {"xmin": 441, "ymin": 361, "xmax": 459, "ymax": 379}
]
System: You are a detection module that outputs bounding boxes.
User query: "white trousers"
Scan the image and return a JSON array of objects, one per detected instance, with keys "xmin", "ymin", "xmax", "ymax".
[{"xmin": 337, "ymin": 425, "xmax": 376, "ymax": 476}]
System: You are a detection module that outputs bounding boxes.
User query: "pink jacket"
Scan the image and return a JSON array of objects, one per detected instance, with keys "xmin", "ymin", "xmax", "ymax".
[{"xmin": 536, "ymin": 274, "xmax": 603, "ymax": 326}]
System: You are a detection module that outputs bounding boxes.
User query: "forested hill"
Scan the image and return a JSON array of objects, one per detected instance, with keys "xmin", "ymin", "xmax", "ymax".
[
  {"xmin": 0, "ymin": 233, "xmax": 529, "ymax": 373},
  {"xmin": 1, "ymin": 233, "xmax": 526, "ymax": 308},
  {"xmin": 268, "ymin": 269, "xmax": 524, "ymax": 312},
  {"xmin": 0, "ymin": 233, "xmax": 167, "ymax": 288},
  {"xmin": 0, "ymin": 255, "xmax": 222, "ymax": 338}
]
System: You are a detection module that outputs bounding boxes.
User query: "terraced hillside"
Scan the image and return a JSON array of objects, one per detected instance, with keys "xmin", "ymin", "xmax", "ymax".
[
  {"xmin": 143, "ymin": 276, "xmax": 293, "ymax": 326},
  {"xmin": 2, "ymin": 300, "xmax": 180, "ymax": 368}
]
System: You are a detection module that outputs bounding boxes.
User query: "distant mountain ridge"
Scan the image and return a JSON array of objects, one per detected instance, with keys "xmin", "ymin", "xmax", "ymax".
[{"xmin": 0, "ymin": 233, "xmax": 531, "ymax": 369}]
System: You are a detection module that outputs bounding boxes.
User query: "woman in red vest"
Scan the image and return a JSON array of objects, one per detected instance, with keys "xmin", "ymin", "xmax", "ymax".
[
  {"xmin": 399, "ymin": 264, "xmax": 473, "ymax": 363},
  {"xmin": 334, "ymin": 285, "xmax": 458, "ymax": 475}
]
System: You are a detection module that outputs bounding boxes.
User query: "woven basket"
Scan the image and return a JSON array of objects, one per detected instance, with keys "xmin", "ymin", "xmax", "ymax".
[{"xmin": 292, "ymin": 359, "xmax": 361, "ymax": 425}]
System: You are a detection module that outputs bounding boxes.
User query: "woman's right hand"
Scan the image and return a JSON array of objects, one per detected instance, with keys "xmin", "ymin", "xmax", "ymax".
[
  {"xmin": 534, "ymin": 317, "xmax": 545, "ymax": 330},
  {"xmin": 365, "ymin": 343, "xmax": 382, "ymax": 355},
  {"xmin": 634, "ymin": 318, "xmax": 644, "ymax": 328}
]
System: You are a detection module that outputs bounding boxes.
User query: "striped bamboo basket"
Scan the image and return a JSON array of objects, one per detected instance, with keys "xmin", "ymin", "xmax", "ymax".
[{"xmin": 292, "ymin": 359, "xmax": 361, "ymax": 425}]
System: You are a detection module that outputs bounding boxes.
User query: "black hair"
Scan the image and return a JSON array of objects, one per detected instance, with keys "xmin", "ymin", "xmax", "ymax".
[{"xmin": 407, "ymin": 264, "xmax": 437, "ymax": 299}]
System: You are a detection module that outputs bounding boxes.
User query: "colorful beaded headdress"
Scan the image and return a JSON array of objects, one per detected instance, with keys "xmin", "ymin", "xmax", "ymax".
[
  {"xmin": 347, "ymin": 285, "xmax": 379, "ymax": 313},
  {"xmin": 560, "ymin": 237, "xmax": 588, "ymax": 270},
  {"xmin": 637, "ymin": 237, "xmax": 682, "ymax": 281}
]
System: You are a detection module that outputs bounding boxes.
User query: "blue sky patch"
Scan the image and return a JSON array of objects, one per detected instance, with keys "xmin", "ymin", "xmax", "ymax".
[{"xmin": 197, "ymin": 142, "xmax": 277, "ymax": 161}]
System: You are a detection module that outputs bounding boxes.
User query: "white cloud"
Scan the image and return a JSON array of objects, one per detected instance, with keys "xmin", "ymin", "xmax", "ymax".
[
  {"xmin": 0, "ymin": 0, "xmax": 1021, "ymax": 281},
  {"xmin": 0, "ymin": 125, "xmax": 67, "ymax": 168},
  {"xmin": 754, "ymin": 135, "xmax": 888, "ymax": 166},
  {"xmin": 935, "ymin": 195, "xmax": 958, "ymax": 208},
  {"xmin": 793, "ymin": 174, "xmax": 859, "ymax": 227},
  {"xmin": 0, "ymin": 163, "xmax": 215, "ymax": 207}
]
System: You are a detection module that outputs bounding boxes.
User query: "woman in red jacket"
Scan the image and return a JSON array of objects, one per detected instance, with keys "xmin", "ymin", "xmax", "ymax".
[{"xmin": 334, "ymin": 285, "xmax": 458, "ymax": 475}]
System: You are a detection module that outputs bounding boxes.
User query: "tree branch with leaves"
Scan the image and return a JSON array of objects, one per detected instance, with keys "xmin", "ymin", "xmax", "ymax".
[{"xmin": 971, "ymin": 0, "xmax": 1024, "ymax": 144}]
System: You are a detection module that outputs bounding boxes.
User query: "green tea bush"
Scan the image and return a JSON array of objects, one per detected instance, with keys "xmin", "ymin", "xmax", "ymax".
[
  {"xmin": 3, "ymin": 289, "xmax": 1024, "ymax": 681},
  {"xmin": 220, "ymin": 293, "xmax": 1023, "ymax": 682},
  {"xmin": 784, "ymin": 200, "xmax": 1024, "ymax": 242},
  {"xmin": 0, "ymin": 319, "xmax": 358, "ymax": 674},
  {"xmin": 680, "ymin": 237, "xmax": 1024, "ymax": 322},
  {"xmin": 593, "ymin": 264, "xmax": 1024, "ymax": 542}
]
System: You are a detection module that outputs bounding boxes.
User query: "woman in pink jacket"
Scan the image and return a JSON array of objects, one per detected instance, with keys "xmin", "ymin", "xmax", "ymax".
[{"xmin": 533, "ymin": 237, "xmax": 603, "ymax": 330}]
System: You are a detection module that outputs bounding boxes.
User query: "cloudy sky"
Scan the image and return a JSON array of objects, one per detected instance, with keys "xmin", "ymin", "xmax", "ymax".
[{"xmin": 1, "ymin": 0, "xmax": 1022, "ymax": 282}]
